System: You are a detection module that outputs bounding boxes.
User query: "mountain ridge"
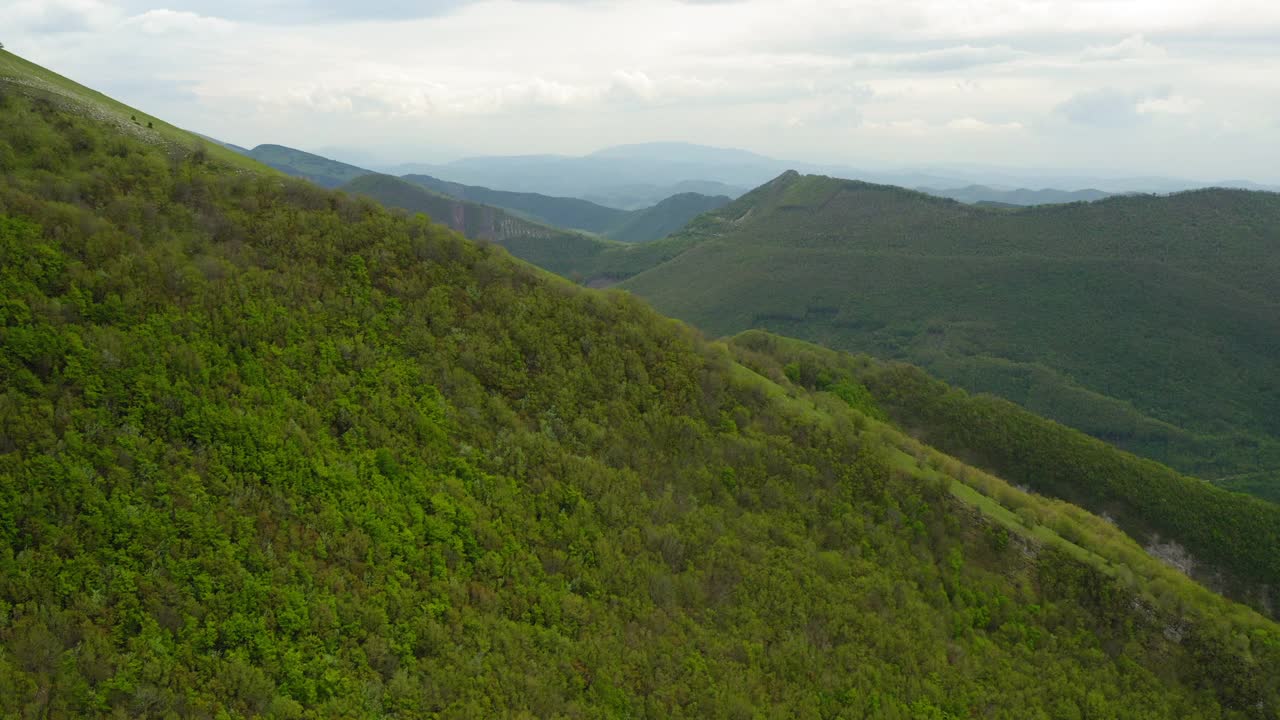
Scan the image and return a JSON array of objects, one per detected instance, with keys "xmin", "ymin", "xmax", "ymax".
[
  {"xmin": 401, "ymin": 173, "xmax": 731, "ymax": 242},
  {"xmin": 611, "ymin": 172, "xmax": 1280, "ymax": 500}
]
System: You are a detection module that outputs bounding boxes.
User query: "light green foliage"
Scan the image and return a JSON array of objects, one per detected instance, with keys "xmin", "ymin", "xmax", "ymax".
[{"xmin": 0, "ymin": 57, "xmax": 1279, "ymax": 719}]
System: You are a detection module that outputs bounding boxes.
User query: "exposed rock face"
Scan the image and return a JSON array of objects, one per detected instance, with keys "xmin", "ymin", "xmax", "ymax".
[{"xmin": 1146, "ymin": 537, "xmax": 1196, "ymax": 576}]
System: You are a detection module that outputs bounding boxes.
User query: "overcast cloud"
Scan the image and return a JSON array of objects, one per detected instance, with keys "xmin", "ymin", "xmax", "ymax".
[{"xmin": 6, "ymin": 0, "xmax": 1280, "ymax": 181}]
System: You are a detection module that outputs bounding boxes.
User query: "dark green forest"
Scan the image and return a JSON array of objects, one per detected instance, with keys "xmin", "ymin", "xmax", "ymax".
[
  {"xmin": 2, "ymin": 52, "xmax": 1280, "ymax": 719},
  {"xmin": 612, "ymin": 172, "xmax": 1280, "ymax": 501},
  {"xmin": 727, "ymin": 331, "xmax": 1280, "ymax": 613}
]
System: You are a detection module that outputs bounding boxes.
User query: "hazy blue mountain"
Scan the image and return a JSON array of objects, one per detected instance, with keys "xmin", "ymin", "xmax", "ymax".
[
  {"xmin": 580, "ymin": 181, "xmax": 747, "ymax": 210},
  {"xmin": 195, "ymin": 133, "xmax": 250, "ymax": 155},
  {"xmin": 925, "ymin": 185, "xmax": 1113, "ymax": 206},
  {"xmin": 376, "ymin": 144, "xmax": 1279, "ymax": 207},
  {"xmin": 374, "ymin": 144, "xmax": 777, "ymax": 207}
]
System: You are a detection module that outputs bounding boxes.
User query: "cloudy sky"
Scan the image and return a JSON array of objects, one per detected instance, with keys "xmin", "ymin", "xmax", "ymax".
[{"xmin": 8, "ymin": 0, "xmax": 1280, "ymax": 180}]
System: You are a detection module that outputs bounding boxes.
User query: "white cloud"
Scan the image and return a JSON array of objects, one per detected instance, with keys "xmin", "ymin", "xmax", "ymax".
[
  {"xmin": 123, "ymin": 9, "xmax": 234, "ymax": 34},
  {"xmin": 7, "ymin": 0, "xmax": 1280, "ymax": 180},
  {"xmin": 881, "ymin": 46, "xmax": 1027, "ymax": 72},
  {"xmin": 1082, "ymin": 34, "xmax": 1167, "ymax": 61},
  {"xmin": 947, "ymin": 117, "xmax": 1025, "ymax": 131},
  {"xmin": 7, "ymin": 0, "xmax": 122, "ymax": 33},
  {"xmin": 1137, "ymin": 94, "xmax": 1202, "ymax": 115}
]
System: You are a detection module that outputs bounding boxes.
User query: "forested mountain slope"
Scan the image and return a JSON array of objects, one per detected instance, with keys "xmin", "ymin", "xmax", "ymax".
[
  {"xmin": 618, "ymin": 172, "xmax": 1280, "ymax": 501},
  {"xmin": 340, "ymin": 174, "xmax": 622, "ymax": 279},
  {"xmin": 728, "ymin": 332, "xmax": 1280, "ymax": 615},
  {"xmin": 606, "ymin": 192, "xmax": 732, "ymax": 242},
  {"xmin": 3, "ymin": 52, "xmax": 1280, "ymax": 718}
]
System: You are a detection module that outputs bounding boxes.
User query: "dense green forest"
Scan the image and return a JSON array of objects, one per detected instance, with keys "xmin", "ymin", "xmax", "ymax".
[
  {"xmin": 402, "ymin": 174, "xmax": 730, "ymax": 242},
  {"xmin": 607, "ymin": 172, "xmax": 1280, "ymax": 501},
  {"xmin": 602, "ymin": 193, "xmax": 733, "ymax": 243},
  {"xmin": 3, "ymin": 52, "xmax": 1280, "ymax": 718},
  {"xmin": 727, "ymin": 332, "xmax": 1280, "ymax": 613}
]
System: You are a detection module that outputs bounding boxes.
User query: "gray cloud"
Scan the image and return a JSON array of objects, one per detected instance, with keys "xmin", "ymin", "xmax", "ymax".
[
  {"xmin": 8, "ymin": 0, "xmax": 1280, "ymax": 182},
  {"xmin": 885, "ymin": 45, "xmax": 1026, "ymax": 72},
  {"xmin": 1056, "ymin": 87, "xmax": 1162, "ymax": 128},
  {"xmin": 112, "ymin": 0, "xmax": 470, "ymax": 23}
]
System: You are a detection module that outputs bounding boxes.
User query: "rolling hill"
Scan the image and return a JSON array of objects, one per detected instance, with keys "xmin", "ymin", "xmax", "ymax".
[
  {"xmin": 606, "ymin": 192, "xmax": 733, "ymax": 242},
  {"xmin": 612, "ymin": 172, "xmax": 1280, "ymax": 501},
  {"xmin": 402, "ymin": 174, "xmax": 731, "ymax": 242},
  {"xmin": 247, "ymin": 144, "xmax": 373, "ymax": 188},
  {"xmin": 3, "ymin": 50, "xmax": 1280, "ymax": 718}
]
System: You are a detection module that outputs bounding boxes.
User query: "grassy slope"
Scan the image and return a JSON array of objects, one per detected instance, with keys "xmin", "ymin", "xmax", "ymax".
[
  {"xmin": 247, "ymin": 145, "xmax": 373, "ymax": 188},
  {"xmin": 0, "ymin": 50, "xmax": 271, "ymax": 176},
  {"xmin": 618, "ymin": 172, "xmax": 1280, "ymax": 498},
  {"xmin": 3, "ymin": 54, "xmax": 1280, "ymax": 718}
]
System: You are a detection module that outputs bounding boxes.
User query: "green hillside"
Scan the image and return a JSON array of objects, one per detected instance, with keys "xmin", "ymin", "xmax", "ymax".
[
  {"xmin": 403, "ymin": 174, "xmax": 730, "ymax": 242},
  {"xmin": 617, "ymin": 172, "xmax": 1280, "ymax": 500},
  {"xmin": 728, "ymin": 331, "xmax": 1280, "ymax": 613},
  {"xmin": 4, "ymin": 53, "xmax": 1280, "ymax": 718},
  {"xmin": 248, "ymin": 144, "xmax": 372, "ymax": 188}
]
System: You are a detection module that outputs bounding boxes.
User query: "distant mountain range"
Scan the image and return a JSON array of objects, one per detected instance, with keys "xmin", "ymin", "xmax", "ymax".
[
  {"xmin": 383, "ymin": 146, "xmax": 751, "ymax": 209},
  {"xmin": 401, "ymin": 174, "xmax": 729, "ymax": 242},
  {"xmin": 367, "ymin": 141, "xmax": 1279, "ymax": 208},
  {"xmin": 241, "ymin": 139, "xmax": 1278, "ymax": 210},
  {"xmin": 243, "ymin": 144, "xmax": 729, "ymax": 242},
  {"xmin": 925, "ymin": 185, "xmax": 1113, "ymax": 206}
]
